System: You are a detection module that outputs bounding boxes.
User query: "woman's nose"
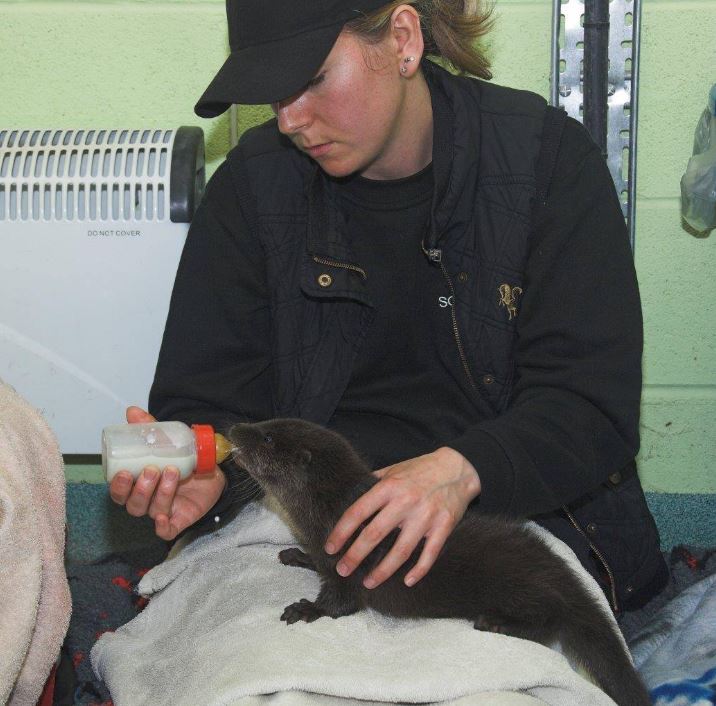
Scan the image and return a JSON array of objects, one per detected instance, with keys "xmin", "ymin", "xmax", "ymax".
[{"xmin": 274, "ymin": 94, "xmax": 311, "ymax": 135}]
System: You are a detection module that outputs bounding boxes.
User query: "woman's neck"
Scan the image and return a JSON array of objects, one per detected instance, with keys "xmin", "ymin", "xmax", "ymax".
[{"xmin": 360, "ymin": 70, "xmax": 434, "ymax": 180}]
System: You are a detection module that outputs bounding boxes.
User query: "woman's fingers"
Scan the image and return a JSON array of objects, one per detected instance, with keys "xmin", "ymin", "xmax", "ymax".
[
  {"xmin": 155, "ymin": 496, "xmax": 199, "ymax": 540},
  {"xmin": 324, "ymin": 481, "xmax": 394, "ymax": 556},
  {"xmin": 362, "ymin": 509, "xmax": 455, "ymax": 588},
  {"xmin": 402, "ymin": 512, "xmax": 454, "ymax": 587},
  {"xmin": 361, "ymin": 519, "xmax": 429, "ymax": 588},
  {"xmin": 147, "ymin": 467, "xmax": 181, "ymax": 519},
  {"xmin": 154, "ymin": 513, "xmax": 180, "ymax": 541},
  {"xmin": 109, "ymin": 466, "xmax": 178, "ymax": 516},
  {"xmin": 123, "ymin": 466, "xmax": 161, "ymax": 517},
  {"xmin": 108, "ymin": 470, "xmax": 135, "ymax": 505},
  {"xmin": 328, "ymin": 478, "xmax": 427, "ymax": 581},
  {"xmin": 325, "ymin": 449, "xmax": 479, "ymax": 585},
  {"xmin": 334, "ymin": 502, "xmax": 407, "ymax": 579}
]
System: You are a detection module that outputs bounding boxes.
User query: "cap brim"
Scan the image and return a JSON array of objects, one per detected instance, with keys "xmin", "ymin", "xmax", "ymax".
[{"xmin": 195, "ymin": 20, "xmax": 345, "ymax": 116}]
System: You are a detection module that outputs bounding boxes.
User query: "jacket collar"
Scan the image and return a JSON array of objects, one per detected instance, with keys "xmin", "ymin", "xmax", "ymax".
[
  {"xmin": 305, "ymin": 60, "xmax": 479, "ymax": 260},
  {"xmin": 423, "ymin": 61, "xmax": 478, "ymax": 251}
]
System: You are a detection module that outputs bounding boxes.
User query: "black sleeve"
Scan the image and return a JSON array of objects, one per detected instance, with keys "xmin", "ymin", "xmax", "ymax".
[
  {"xmin": 148, "ymin": 157, "xmax": 272, "ymax": 527},
  {"xmin": 449, "ymin": 119, "xmax": 643, "ymax": 517}
]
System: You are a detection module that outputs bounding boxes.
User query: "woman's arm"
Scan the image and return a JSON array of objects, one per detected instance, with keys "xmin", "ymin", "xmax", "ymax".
[
  {"xmin": 110, "ymin": 158, "xmax": 273, "ymax": 537},
  {"xmin": 449, "ymin": 119, "xmax": 642, "ymax": 517},
  {"xmin": 325, "ymin": 119, "xmax": 642, "ymax": 585},
  {"xmin": 149, "ymin": 158, "xmax": 272, "ymax": 429}
]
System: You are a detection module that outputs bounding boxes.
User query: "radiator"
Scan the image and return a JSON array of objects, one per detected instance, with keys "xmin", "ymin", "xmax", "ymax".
[{"xmin": 0, "ymin": 127, "xmax": 205, "ymax": 453}]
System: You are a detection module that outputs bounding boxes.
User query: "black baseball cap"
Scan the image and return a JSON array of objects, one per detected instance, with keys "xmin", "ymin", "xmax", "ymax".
[{"xmin": 194, "ymin": 0, "xmax": 391, "ymax": 116}]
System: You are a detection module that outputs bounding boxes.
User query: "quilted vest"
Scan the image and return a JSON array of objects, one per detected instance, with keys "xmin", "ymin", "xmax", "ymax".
[
  {"xmin": 232, "ymin": 61, "xmax": 546, "ymax": 424},
  {"xmin": 227, "ymin": 61, "xmax": 666, "ymax": 612}
]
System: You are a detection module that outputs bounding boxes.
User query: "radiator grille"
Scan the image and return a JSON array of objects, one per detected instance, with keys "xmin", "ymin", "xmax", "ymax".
[{"xmin": 0, "ymin": 129, "xmax": 174, "ymax": 222}]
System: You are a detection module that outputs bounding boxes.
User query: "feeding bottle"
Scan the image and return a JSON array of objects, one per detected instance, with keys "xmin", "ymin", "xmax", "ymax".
[{"xmin": 102, "ymin": 421, "xmax": 233, "ymax": 482}]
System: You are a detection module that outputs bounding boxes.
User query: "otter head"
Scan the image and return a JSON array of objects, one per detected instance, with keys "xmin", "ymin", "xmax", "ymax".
[
  {"xmin": 228, "ymin": 419, "xmax": 314, "ymax": 496},
  {"xmin": 227, "ymin": 419, "xmax": 370, "ymax": 530}
]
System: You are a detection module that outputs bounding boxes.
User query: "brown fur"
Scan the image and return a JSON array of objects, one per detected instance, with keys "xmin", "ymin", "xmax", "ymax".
[{"xmin": 228, "ymin": 418, "xmax": 650, "ymax": 706}]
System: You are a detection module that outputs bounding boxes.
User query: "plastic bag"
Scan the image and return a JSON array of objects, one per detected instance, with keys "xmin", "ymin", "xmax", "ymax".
[{"xmin": 680, "ymin": 83, "xmax": 716, "ymax": 234}]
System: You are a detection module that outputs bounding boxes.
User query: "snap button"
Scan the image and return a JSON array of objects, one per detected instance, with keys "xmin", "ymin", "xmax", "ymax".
[
  {"xmin": 586, "ymin": 522, "xmax": 598, "ymax": 535},
  {"xmin": 608, "ymin": 472, "xmax": 622, "ymax": 485},
  {"xmin": 457, "ymin": 271, "xmax": 469, "ymax": 283},
  {"xmin": 317, "ymin": 273, "xmax": 333, "ymax": 288},
  {"xmin": 482, "ymin": 374, "xmax": 494, "ymax": 385}
]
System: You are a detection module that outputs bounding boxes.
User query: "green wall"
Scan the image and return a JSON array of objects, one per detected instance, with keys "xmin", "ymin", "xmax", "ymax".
[{"xmin": 1, "ymin": 0, "xmax": 714, "ymax": 493}]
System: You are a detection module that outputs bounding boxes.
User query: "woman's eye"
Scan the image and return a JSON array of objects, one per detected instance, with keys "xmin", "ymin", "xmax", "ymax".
[{"xmin": 264, "ymin": 434, "xmax": 273, "ymax": 444}]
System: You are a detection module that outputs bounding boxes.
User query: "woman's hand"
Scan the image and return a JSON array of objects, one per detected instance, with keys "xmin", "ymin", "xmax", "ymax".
[
  {"xmin": 108, "ymin": 406, "xmax": 226, "ymax": 540},
  {"xmin": 323, "ymin": 447, "xmax": 481, "ymax": 588}
]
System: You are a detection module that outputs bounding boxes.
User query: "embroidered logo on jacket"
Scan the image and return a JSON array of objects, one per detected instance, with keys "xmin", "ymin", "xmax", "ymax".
[{"xmin": 498, "ymin": 284, "xmax": 523, "ymax": 320}]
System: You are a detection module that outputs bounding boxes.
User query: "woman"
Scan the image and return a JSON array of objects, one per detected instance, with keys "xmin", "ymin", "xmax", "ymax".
[{"xmin": 110, "ymin": 0, "xmax": 667, "ymax": 614}]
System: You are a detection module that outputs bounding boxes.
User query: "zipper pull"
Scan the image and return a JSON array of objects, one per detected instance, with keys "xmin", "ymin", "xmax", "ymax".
[{"xmin": 426, "ymin": 248, "xmax": 442, "ymax": 263}]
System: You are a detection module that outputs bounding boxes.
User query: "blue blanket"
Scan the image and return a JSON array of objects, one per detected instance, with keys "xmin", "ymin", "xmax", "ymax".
[{"xmin": 630, "ymin": 573, "xmax": 716, "ymax": 704}]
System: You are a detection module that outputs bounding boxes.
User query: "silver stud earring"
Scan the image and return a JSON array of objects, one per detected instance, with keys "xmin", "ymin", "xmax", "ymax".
[{"xmin": 401, "ymin": 56, "xmax": 415, "ymax": 75}]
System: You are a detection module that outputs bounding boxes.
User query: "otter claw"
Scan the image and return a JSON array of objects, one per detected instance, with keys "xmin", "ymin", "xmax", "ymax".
[
  {"xmin": 474, "ymin": 616, "xmax": 507, "ymax": 634},
  {"xmin": 281, "ymin": 598, "xmax": 324, "ymax": 624}
]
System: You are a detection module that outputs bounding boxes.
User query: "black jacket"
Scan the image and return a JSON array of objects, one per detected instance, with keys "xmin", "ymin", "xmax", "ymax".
[{"xmin": 150, "ymin": 61, "xmax": 667, "ymax": 612}]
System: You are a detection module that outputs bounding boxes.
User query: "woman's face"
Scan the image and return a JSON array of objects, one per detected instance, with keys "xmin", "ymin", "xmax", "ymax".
[{"xmin": 271, "ymin": 30, "xmax": 425, "ymax": 180}]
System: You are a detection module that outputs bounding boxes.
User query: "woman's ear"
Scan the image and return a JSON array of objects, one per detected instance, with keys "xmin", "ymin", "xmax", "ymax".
[{"xmin": 390, "ymin": 4, "xmax": 425, "ymax": 71}]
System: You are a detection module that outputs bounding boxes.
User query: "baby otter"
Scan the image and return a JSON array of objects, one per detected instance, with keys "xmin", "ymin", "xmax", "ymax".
[{"xmin": 228, "ymin": 418, "xmax": 650, "ymax": 706}]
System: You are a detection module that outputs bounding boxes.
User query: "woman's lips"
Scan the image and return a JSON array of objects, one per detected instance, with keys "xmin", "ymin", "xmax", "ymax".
[{"xmin": 304, "ymin": 142, "xmax": 332, "ymax": 158}]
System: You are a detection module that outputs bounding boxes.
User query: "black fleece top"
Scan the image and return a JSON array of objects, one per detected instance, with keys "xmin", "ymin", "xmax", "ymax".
[
  {"xmin": 149, "ymin": 79, "xmax": 642, "ymax": 521},
  {"xmin": 328, "ymin": 163, "xmax": 481, "ymax": 469}
]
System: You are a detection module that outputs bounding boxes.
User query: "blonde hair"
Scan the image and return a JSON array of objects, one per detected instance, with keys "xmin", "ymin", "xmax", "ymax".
[{"xmin": 345, "ymin": 0, "xmax": 495, "ymax": 80}]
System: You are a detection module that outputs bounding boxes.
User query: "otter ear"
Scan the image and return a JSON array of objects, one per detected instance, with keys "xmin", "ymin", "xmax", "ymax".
[{"xmin": 299, "ymin": 449, "xmax": 312, "ymax": 467}]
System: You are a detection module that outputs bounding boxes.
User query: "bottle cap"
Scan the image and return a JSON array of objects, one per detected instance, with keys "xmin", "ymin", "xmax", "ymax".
[{"xmin": 192, "ymin": 424, "xmax": 217, "ymax": 474}]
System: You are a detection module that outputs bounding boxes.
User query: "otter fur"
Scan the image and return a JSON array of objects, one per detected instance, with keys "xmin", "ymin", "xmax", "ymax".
[{"xmin": 228, "ymin": 418, "xmax": 650, "ymax": 706}]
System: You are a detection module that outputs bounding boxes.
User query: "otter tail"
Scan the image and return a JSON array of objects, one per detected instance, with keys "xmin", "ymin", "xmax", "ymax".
[{"xmin": 559, "ymin": 597, "xmax": 650, "ymax": 706}]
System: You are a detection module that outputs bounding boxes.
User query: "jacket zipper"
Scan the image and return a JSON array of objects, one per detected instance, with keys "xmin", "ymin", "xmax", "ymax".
[
  {"xmin": 418, "ymin": 248, "xmax": 618, "ymax": 612},
  {"xmin": 562, "ymin": 505, "xmax": 619, "ymax": 613},
  {"xmin": 312, "ymin": 255, "xmax": 367, "ymax": 280},
  {"xmin": 322, "ymin": 246, "xmax": 617, "ymax": 612},
  {"xmin": 421, "ymin": 241, "xmax": 476, "ymax": 389}
]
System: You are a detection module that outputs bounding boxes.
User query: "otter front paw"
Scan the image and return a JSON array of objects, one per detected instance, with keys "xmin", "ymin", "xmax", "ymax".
[
  {"xmin": 278, "ymin": 547, "xmax": 316, "ymax": 570},
  {"xmin": 281, "ymin": 598, "xmax": 324, "ymax": 624}
]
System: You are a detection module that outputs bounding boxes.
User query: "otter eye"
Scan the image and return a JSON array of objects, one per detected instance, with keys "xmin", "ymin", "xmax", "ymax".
[{"xmin": 264, "ymin": 434, "xmax": 273, "ymax": 444}]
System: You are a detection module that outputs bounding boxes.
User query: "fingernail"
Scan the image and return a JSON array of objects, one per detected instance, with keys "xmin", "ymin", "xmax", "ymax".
[
  {"xmin": 163, "ymin": 468, "xmax": 179, "ymax": 482},
  {"xmin": 363, "ymin": 577, "xmax": 376, "ymax": 589},
  {"xmin": 144, "ymin": 468, "xmax": 159, "ymax": 482},
  {"xmin": 405, "ymin": 575, "xmax": 416, "ymax": 587},
  {"xmin": 325, "ymin": 542, "xmax": 335, "ymax": 554},
  {"xmin": 336, "ymin": 562, "xmax": 349, "ymax": 577}
]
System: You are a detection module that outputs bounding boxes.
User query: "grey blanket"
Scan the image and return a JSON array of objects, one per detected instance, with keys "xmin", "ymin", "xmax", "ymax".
[{"xmin": 92, "ymin": 501, "xmax": 621, "ymax": 706}]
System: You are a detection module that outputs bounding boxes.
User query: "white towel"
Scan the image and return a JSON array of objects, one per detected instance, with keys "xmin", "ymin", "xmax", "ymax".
[
  {"xmin": 92, "ymin": 500, "xmax": 619, "ymax": 706},
  {"xmin": 0, "ymin": 380, "xmax": 72, "ymax": 706}
]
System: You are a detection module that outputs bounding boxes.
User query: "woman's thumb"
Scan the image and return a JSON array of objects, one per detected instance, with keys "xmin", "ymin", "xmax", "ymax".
[{"xmin": 125, "ymin": 405, "xmax": 156, "ymax": 424}]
